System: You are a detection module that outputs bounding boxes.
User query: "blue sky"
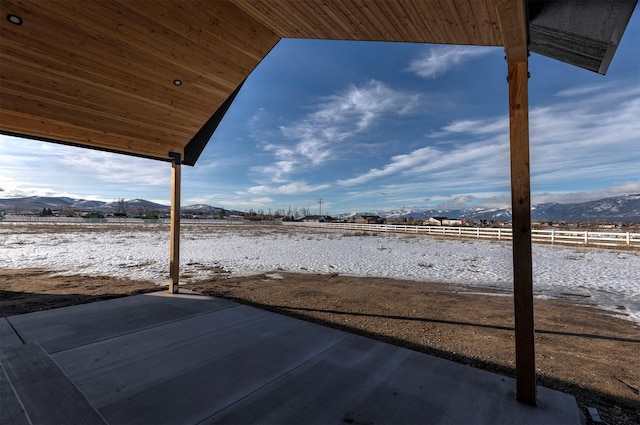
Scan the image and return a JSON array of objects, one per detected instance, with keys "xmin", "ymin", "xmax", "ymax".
[{"xmin": 1, "ymin": 11, "xmax": 639, "ymax": 215}]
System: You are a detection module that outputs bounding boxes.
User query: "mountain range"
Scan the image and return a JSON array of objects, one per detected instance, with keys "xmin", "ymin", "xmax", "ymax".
[
  {"xmin": 340, "ymin": 194, "xmax": 640, "ymax": 222},
  {"xmin": 1, "ymin": 194, "xmax": 639, "ymax": 222},
  {"xmin": 0, "ymin": 196, "xmax": 241, "ymax": 217}
]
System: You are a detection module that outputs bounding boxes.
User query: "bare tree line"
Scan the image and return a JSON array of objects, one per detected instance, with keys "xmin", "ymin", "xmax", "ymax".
[{"xmin": 244, "ymin": 206, "xmax": 318, "ymax": 221}]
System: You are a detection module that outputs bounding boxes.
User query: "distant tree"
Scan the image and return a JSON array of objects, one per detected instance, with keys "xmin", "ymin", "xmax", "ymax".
[
  {"xmin": 136, "ymin": 203, "xmax": 153, "ymax": 217},
  {"xmin": 114, "ymin": 198, "xmax": 130, "ymax": 217},
  {"xmin": 60, "ymin": 208, "xmax": 76, "ymax": 217},
  {"xmin": 82, "ymin": 212, "xmax": 105, "ymax": 219}
]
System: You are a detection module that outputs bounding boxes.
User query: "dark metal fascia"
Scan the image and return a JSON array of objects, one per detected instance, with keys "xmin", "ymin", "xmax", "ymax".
[{"xmin": 182, "ymin": 80, "xmax": 245, "ymax": 166}]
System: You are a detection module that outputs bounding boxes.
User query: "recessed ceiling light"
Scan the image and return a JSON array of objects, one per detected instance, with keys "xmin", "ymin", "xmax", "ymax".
[
  {"xmin": 173, "ymin": 79, "xmax": 182, "ymax": 86},
  {"xmin": 7, "ymin": 14, "xmax": 23, "ymax": 25}
]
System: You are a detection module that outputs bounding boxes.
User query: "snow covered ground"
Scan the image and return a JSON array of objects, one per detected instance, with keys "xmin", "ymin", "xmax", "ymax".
[{"xmin": 1, "ymin": 222, "xmax": 639, "ymax": 323}]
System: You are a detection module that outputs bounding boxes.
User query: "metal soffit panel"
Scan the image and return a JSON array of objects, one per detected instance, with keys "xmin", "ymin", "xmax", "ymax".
[{"xmin": 528, "ymin": 0, "xmax": 638, "ymax": 75}]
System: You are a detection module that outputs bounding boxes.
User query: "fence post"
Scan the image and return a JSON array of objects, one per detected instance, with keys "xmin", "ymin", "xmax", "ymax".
[
  {"xmin": 498, "ymin": 228, "xmax": 502, "ymax": 240},
  {"xmin": 584, "ymin": 231, "xmax": 588, "ymax": 246},
  {"xmin": 551, "ymin": 230, "xmax": 554, "ymax": 244},
  {"xmin": 626, "ymin": 232, "xmax": 630, "ymax": 246}
]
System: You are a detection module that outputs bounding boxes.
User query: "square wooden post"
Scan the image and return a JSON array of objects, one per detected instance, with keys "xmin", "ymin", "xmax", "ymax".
[
  {"xmin": 496, "ymin": 0, "xmax": 536, "ymax": 405},
  {"xmin": 169, "ymin": 152, "xmax": 181, "ymax": 294},
  {"xmin": 508, "ymin": 60, "xmax": 536, "ymax": 405}
]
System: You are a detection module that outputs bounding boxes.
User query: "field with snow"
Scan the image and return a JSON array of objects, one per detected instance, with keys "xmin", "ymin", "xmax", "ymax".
[{"xmin": 1, "ymin": 222, "xmax": 638, "ymax": 323}]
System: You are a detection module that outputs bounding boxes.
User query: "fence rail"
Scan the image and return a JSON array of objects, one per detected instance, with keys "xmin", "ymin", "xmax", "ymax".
[
  {"xmin": 283, "ymin": 221, "xmax": 640, "ymax": 248},
  {"xmin": 3, "ymin": 216, "xmax": 638, "ymax": 248}
]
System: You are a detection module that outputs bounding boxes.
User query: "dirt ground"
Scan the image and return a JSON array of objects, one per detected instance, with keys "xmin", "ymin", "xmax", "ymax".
[{"xmin": 1, "ymin": 268, "xmax": 638, "ymax": 424}]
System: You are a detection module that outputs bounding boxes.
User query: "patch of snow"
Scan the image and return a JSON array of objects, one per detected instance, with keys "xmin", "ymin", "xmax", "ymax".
[{"xmin": 1, "ymin": 223, "xmax": 638, "ymax": 324}]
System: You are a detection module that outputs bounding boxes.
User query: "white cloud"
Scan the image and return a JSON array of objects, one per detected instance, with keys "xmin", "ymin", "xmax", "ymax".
[
  {"xmin": 247, "ymin": 181, "xmax": 330, "ymax": 195},
  {"xmin": 339, "ymin": 135, "xmax": 510, "ymax": 191},
  {"xmin": 225, "ymin": 198, "xmax": 273, "ymax": 210},
  {"xmin": 251, "ymin": 160, "xmax": 297, "ymax": 183},
  {"xmin": 555, "ymin": 82, "xmax": 611, "ymax": 98},
  {"xmin": 337, "ymin": 146, "xmax": 436, "ymax": 186},
  {"xmin": 407, "ymin": 45, "xmax": 496, "ymax": 78},
  {"xmin": 532, "ymin": 182, "xmax": 640, "ymax": 205},
  {"xmin": 247, "ymin": 197, "xmax": 275, "ymax": 205},
  {"xmin": 59, "ymin": 150, "xmax": 168, "ymax": 187},
  {"xmin": 528, "ymin": 91, "xmax": 640, "ymax": 187},
  {"xmin": 182, "ymin": 192, "xmax": 275, "ymax": 210},
  {"xmin": 313, "ymin": 80, "xmax": 420, "ymax": 131},
  {"xmin": 432, "ymin": 118, "xmax": 508, "ymax": 137},
  {"xmin": 435, "ymin": 194, "xmax": 476, "ymax": 209},
  {"xmin": 0, "ymin": 135, "xmax": 172, "ymax": 202},
  {"xmin": 253, "ymin": 80, "xmax": 420, "ymax": 182},
  {"xmin": 0, "ymin": 180, "xmax": 89, "ymax": 200},
  {"xmin": 334, "ymin": 81, "xmax": 639, "ymax": 210}
]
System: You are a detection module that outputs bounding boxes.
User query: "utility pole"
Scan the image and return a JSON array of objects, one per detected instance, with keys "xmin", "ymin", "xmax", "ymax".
[{"xmin": 318, "ymin": 198, "xmax": 324, "ymax": 215}]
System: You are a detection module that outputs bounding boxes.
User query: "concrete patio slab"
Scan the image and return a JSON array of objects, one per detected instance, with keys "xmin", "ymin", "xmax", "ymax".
[{"xmin": 1, "ymin": 291, "xmax": 581, "ymax": 425}]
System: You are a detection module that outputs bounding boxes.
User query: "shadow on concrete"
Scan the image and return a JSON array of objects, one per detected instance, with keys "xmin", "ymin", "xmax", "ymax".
[
  {"xmin": 2, "ymin": 288, "xmax": 638, "ymax": 424},
  {"xmin": 250, "ymin": 304, "xmax": 640, "ymax": 345},
  {"xmin": 0, "ymin": 288, "xmax": 163, "ymax": 318},
  {"xmin": 213, "ymin": 295, "xmax": 640, "ymax": 424}
]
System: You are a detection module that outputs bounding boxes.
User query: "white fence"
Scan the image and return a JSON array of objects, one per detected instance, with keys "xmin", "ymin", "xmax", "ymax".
[
  {"xmin": 284, "ymin": 221, "xmax": 640, "ymax": 249},
  {"xmin": 3, "ymin": 216, "xmax": 638, "ymax": 248}
]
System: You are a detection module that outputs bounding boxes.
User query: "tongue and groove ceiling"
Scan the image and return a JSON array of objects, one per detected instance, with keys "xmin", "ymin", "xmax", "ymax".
[{"xmin": 0, "ymin": 0, "xmax": 636, "ymax": 165}]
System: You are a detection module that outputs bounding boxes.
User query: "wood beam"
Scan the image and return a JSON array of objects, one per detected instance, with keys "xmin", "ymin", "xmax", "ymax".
[
  {"xmin": 169, "ymin": 152, "xmax": 181, "ymax": 294},
  {"xmin": 507, "ymin": 60, "xmax": 536, "ymax": 405},
  {"xmin": 496, "ymin": 0, "xmax": 528, "ymax": 63}
]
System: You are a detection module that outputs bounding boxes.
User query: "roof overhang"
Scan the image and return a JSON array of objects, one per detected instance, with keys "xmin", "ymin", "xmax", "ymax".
[{"xmin": 0, "ymin": 1, "xmax": 636, "ymax": 165}]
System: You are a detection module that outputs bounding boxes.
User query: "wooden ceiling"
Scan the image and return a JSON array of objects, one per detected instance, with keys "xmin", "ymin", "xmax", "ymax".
[{"xmin": 0, "ymin": 1, "xmax": 635, "ymax": 165}]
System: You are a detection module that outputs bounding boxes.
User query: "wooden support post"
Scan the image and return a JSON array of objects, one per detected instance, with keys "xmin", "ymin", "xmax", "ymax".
[
  {"xmin": 508, "ymin": 60, "xmax": 537, "ymax": 405},
  {"xmin": 169, "ymin": 152, "xmax": 181, "ymax": 294},
  {"xmin": 497, "ymin": 0, "xmax": 536, "ymax": 405}
]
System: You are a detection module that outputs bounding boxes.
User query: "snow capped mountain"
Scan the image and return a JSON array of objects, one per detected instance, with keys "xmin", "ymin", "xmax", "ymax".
[
  {"xmin": 0, "ymin": 196, "xmax": 249, "ymax": 217},
  {"xmin": 181, "ymin": 204, "xmax": 243, "ymax": 216},
  {"xmin": 0, "ymin": 196, "xmax": 104, "ymax": 211},
  {"xmin": 531, "ymin": 194, "xmax": 640, "ymax": 221},
  {"xmin": 339, "ymin": 195, "xmax": 640, "ymax": 222},
  {"xmin": 357, "ymin": 207, "xmax": 513, "ymax": 222},
  {"xmin": 1, "ymin": 194, "xmax": 639, "ymax": 221},
  {"xmin": 103, "ymin": 198, "xmax": 169, "ymax": 212}
]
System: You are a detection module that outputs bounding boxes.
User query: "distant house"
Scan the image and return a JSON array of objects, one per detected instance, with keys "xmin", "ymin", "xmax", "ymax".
[
  {"xmin": 426, "ymin": 216, "xmax": 447, "ymax": 226},
  {"xmin": 355, "ymin": 215, "xmax": 384, "ymax": 224},
  {"xmin": 426, "ymin": 217, "xmax": 464, "ymax": 226}
]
